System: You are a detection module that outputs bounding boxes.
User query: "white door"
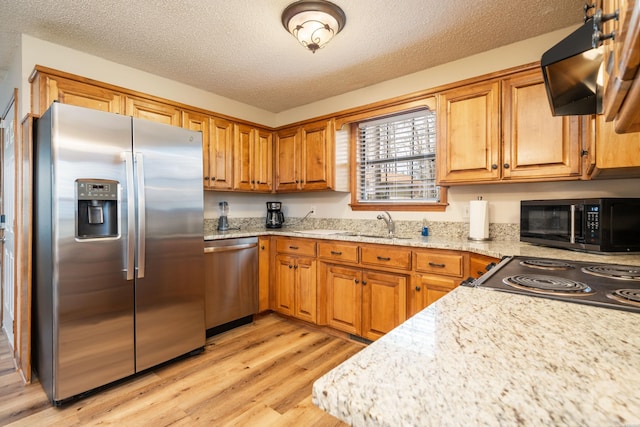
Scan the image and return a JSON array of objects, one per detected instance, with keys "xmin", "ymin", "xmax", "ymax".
[{"xmin": 1, "ymin": 95, "xmax": 16, "ymax": 349}]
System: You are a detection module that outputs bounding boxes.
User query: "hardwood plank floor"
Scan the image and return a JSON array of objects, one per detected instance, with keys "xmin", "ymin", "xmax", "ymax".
[{"xmin": 0, "ymin": 314, "xmax": 364, "ymax": 426}]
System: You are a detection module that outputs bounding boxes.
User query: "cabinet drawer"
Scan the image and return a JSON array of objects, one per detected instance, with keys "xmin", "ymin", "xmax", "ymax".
[
  {"xmin": 275, "ymin": 238, "xmax": 316, "ymax": 256},
  {"xmin": 361, "ymin": 246, "xmax": 411, "ymax": 270},
  {"xmin": 414, "ymin": 251, "xmax": 464, "ymax": 277},
  {"xmin": 318, "ymin": 242, "xmax": 359, "ymax": 263}
]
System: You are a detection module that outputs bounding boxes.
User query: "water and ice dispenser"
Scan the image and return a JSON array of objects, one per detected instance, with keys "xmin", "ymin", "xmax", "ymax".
[{"xmin": 76, "ymin": 179, "xmax": 118, "ymax": 238}]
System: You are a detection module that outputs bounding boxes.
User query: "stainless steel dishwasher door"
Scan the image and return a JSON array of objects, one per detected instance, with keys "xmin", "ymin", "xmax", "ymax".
[{"xmin": 204, "ymin": 237, "xmax": 258, "ymax": 329}]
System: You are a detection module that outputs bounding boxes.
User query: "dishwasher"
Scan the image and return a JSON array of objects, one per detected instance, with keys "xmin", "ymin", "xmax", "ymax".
[{"xmin": 204, "ymin": 237, "xmax": 258, "ymax": 333}]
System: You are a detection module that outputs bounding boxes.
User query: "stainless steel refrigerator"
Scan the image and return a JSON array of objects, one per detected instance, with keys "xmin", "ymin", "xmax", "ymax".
[{"xmin": 33, "ymin": 102, "xmax": 205, "ymax": 405}]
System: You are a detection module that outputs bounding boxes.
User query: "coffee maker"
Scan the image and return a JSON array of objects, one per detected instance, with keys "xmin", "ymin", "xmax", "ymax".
[{"xmin": 266, "ymin": 201, "xmax": 285, "ymax": 229}]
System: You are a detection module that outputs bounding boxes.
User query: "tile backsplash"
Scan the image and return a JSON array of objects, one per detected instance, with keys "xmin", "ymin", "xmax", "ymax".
[{"xmin": 205, "ymin": 217, "xmax": 519, "ymax": 241}]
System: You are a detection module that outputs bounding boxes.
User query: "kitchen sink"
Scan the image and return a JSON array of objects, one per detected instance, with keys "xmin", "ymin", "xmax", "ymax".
[{"xmin": 352, "ymin": 233, "xmax": 413, "ymax": 240}]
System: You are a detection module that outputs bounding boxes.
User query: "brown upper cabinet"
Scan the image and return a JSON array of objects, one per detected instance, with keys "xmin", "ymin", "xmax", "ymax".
[
  {"xmin": 437, "ymin": 68, "xmax": 582, "ymax": 185},
  {"xmin": 182, "ymin": 111, "xmax": 234, "ymax": 190},
  {"xmin": 275, "ymin": 119, "xmax": 335, "ymax": 192},
  {"xmin": 583, "ymin": 114, "xmax": 640, "ymax": 178},
  {"xmin": 30, "ymin": 70, "xmax": 124, "ymax": 115},
  {"xmin": 125, "ymin": 95, "xmax": 181, "ymax": 126},
  {"xmin": 234, "ymin": 124, "xmax": 273, "ymax": 192},
  {"xmin": 601, "ymin": 0, "xmax": 640, "ymax": 133}
]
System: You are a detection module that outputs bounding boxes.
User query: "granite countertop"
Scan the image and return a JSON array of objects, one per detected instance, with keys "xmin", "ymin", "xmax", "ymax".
[
  {"xmin": 312, "ymin": 286, "xmax": 640, "ymax": 426},
  {"xmin": 205, "ymin": 228, "xmax": 640, "ymax": 266}
]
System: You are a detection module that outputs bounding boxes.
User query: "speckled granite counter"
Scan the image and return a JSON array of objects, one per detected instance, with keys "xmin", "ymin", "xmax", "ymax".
[
  {"xmin": 205, "ymin": 228, "xmax": 640, "ymax": 266},
  {"xmin": 312, "ymin": 286, "xmax": 640, "ymax": 426}
]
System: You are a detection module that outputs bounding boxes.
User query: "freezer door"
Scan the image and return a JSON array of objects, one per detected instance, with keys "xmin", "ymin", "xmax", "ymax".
[
  {"xmin": 37, "ymin": 103, "xmax": 135, "ymax": 402},
  {"xmin": 132, "ymin": 119, "xmax": 205, "ymax": 371}
]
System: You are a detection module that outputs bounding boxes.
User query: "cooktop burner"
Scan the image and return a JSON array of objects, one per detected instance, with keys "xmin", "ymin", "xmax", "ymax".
[
  {"xmin": 519, "ymin": 259, "xmax": 575, "ymax": 270},
  {"xmin": 607, "ymin": 289, "xmax": 640, "ymax": 307},
  {"xmin": 581, "ymin": 265, "xmax": 640, "ymax": 281},
  {"xmin": 467, "ymin": 256, "xmax": 640, "ymax": 313},
  {"xmin": 503, "ymin": 274, "xmax": 593, "ymax": 296}
]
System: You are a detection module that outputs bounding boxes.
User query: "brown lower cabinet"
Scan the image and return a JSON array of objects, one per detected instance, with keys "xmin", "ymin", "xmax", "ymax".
[
  {"xmin": 269, "ymin": 236, "xmax": 498, "ymax": 341},
  {"xmin": 272, "ymin": 238, "xmax": 318, "ymax": 324},
  {"xmin": 322, "ymin": 264, "xmax": 407, "ymax": 341}
]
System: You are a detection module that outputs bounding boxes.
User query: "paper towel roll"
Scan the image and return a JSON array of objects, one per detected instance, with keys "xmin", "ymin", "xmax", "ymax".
[{"xmin": 469, "ymin": 200, "xmax": 490, "ymax": 241}]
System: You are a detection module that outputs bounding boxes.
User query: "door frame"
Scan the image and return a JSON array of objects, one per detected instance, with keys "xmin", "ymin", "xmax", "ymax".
[{"xmin": 1, "ymin": 88, "xmax": 18, "ymax": 354}]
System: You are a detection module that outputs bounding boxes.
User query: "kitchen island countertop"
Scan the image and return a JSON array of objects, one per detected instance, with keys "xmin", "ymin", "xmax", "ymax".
[{"xmin": 312, "ymin": 286, "xmax": 640, "ymax": 426}]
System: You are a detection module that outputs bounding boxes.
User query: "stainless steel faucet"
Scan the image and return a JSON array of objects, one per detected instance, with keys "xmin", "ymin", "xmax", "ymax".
[{"xmin": 376, "ymin": 211, "xmax": 395, "ymax": 237}]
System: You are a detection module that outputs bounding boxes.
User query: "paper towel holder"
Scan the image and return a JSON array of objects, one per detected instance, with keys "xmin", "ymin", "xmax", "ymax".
[{"xmin": 468, "ymin": 196, "xmax": 491, "ymax": 242}]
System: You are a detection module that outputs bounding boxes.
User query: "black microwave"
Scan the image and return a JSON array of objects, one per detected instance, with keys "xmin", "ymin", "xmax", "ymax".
[{"xmin": 520, "ymin": 198, "xmax": 640, "ymax": 252}]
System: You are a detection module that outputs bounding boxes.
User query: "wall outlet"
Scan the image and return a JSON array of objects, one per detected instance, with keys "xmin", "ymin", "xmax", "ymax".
[
  {"xmin": 463, "ymin": 205, "xmax": 470, "ymax": 220},
  {"xmin": 310, "ymin": 205, "xmax": 316, "ymax": 216}
]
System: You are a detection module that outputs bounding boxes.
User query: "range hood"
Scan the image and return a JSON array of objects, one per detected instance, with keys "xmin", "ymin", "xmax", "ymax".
[{"xmin": 541, "ymin": 19, "xmax": 604, "ymax": 116}]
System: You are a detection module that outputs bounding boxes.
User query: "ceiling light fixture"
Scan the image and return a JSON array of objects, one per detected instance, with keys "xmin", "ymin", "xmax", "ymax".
[{"xmin": 281, "ymin": 0, "xmax": 346, "ymax": 53}]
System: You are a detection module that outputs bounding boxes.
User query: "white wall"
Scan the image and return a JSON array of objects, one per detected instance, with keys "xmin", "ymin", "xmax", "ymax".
[{"xmin": 17, "ymin": 34, "xmax": 276, "ymax": 126}]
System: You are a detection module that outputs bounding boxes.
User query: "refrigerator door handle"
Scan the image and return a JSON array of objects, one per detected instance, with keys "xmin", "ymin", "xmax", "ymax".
[
  {"xmin": 123, "ymin": 152, "xmax": 135, "ymax": 281},
  {"xmin": 135, "ymin": 152, "xmax": 146, "ymax": 279}
]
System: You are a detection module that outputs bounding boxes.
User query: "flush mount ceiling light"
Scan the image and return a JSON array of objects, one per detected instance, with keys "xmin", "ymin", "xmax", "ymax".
[{"xmin": 281, "ymin": 0, "xmax": 346, "ymax": 53}]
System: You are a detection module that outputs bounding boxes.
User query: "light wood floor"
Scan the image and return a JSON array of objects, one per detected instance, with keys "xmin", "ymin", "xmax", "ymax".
[{"xmin": 0, "ymin": 314, "xmax": 364, "ymax": 426}]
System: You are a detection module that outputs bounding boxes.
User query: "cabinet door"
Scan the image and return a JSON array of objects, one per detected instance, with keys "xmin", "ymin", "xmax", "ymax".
[
  {"xmin": 409, "ymin": 274, "xmax": 459, "ymax": 317},
  {"xmin": 294, "ymin": 257, "xmax": 317, "ymax": 323},
  {"xmin": 275, "ymin": 127, "xmax": 300, "ymax": 191},
  {"xmin": 258, "ymin": 237, "xmax": 271, "ymax": 312},
  {"xmin": 234, "ymin": 125, "xmax": 273, "ymax": 191},
  {"xmin": 590, "ymin": 115, "xmax": 640, "ymax": 178},
  {"xmin": 274, "ymin": 254, "xmax": 295, "ymax": 316},
  {"xmin": 126, "ymin": 96, "xmax": 181, "ymax": 126},
  {"xmin": 361, "ymin": 271, "xmax": 407, "ymax": 341},
  {"xmin": 183, "ymin": 111, "xmax": 211, "ymax": 188},
  {"xmin": 437, "ymin": 80, "xmax": 501, "ymax": 184},
  {"xmin": 253, "ymin": 128, "xmax": 273, "ymax": 192},
  {"xmin": 234, "ymin": 124, "xmax": 255, "ymax": 191},
  {"xmin": 325, "ymin": 264, "xmax": 361, "ymax": 335},
  {"xmin": 501, "ymin": 70, "xmax": 581, "ymax": 180},
  {"xmin": 210, "ymin": 118, "xmax": 234, "ymax": 190},
  {"xmin": 35, "ymin": 75, "xmax": 124, "ymax": 114},
  {"xmin": 300, "ymin": 121, "xmax": 333, "ymax": 190}
]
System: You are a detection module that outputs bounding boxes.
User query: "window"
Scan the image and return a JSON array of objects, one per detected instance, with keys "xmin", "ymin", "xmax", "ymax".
[{"xmin": 352, "ymin": 109, "xmax": 445, "ymax": 210}]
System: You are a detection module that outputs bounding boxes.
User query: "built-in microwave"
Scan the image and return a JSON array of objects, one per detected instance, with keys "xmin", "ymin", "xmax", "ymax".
[{"xmin": 520, "ymin": 198, "xmax": 640, "ymax": 252}]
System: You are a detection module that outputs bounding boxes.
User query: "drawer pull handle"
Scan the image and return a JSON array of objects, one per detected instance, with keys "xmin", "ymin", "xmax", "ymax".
[
  {"xmin": 330, "ymin": 251, "xmax": 343, "ymax": 255},
  {"xmin": 377, "ymin": 256, "xmax": 391, "ymax": 261},
  {"xmin": 289, "ymin": 246, "xmax": 299, "ymax": 250},
  {"xmin": 429, "ymin": 262, "xmax": 446, "ymax": 268}
]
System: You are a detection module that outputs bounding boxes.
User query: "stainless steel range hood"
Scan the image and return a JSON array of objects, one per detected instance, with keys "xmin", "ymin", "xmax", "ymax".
[{"xmin": 541, "ymin": 20, "xmax": 604, "ymax": 116}]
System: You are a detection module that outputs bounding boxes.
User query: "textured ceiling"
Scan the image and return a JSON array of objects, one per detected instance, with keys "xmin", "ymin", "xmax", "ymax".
[{"xmin": 2, "ymin": 0, "xmax": 585, "ymax": 113}]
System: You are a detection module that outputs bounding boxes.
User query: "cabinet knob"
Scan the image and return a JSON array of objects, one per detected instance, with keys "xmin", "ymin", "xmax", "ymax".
[
  {"xmin": 503, "ymin": 163, "xmax": 510, "ymax": 169},
  {"xmin": 289, "ymin": 265, "xmax": 293, "ymax": 269},
  {"xmin": 491, "ymin": 164, "xmax": 498, "ymax": 170},
  {"xmin": 362, "ymin": 281, "xmax": 367, "ymax": 286},
  {"xmin": 212, "ymin": 176, "xmax": 216, "ymax": 181},
  {"xmin": 415, "ymin": 286, "xmax": 421, "ymax": 291},
  {"xmin": 204, "ymin": 176, "xmax": 210, "ymax": 180},
  {"xmin": 354, "ymin": 279, "xmax": 359, "ymax": 284},
  {"xmin": 261, "ymin": 245, "xmax": 265, "ymax": 250},
  {"xmin": 294, "ymin": 265, "xmax": 298, "ymax": 269}
]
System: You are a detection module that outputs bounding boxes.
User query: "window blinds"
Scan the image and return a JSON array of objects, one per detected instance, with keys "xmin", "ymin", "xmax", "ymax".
[{"xmin": 357, "ymin": 109, "xmax": 439, "ymax": 203}]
